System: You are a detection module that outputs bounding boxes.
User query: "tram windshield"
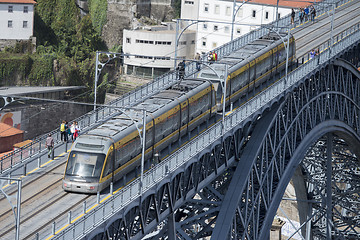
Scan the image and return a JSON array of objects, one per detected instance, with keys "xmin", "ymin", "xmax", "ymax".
[{"xmin": 65, "ymin": 151, "xmax": 106, "ymax": 178}]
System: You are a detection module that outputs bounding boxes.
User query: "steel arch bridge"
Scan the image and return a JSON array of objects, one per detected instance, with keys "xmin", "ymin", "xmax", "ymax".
[{"xmin": 83, "ymin": 55, "xmax": 360, "ymax": 240}]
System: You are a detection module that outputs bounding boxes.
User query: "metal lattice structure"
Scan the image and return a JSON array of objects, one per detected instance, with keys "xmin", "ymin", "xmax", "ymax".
[
  {"xmin": 78, "ymin": 51, "xmax": 360, "ymax": 240},
  {"xmin": 51, "ymin": 3, "xmax": 360, "ymax": 239}
]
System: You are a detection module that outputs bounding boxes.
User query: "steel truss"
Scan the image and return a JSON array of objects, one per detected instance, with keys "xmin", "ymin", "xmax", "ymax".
[{"xmin": 87, "ymin": 56, "xmax": 360, "ymax": 239}]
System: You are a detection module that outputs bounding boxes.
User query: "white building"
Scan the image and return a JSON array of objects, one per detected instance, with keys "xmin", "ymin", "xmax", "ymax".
[
  {"xmin": 0, "ymin": 0, "xmax": 36, "ymax": 40},
  {"xmin": 123, "ymin": 23, "xmax": 196, "ymax": 76},
  {"xmin": 181, "ymin": 0, "xmax": 307, "ymax": 54}
]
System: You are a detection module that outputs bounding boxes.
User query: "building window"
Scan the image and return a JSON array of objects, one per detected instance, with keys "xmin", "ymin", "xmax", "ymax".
[
  {"xmin": 237, "ymin": 8, "xmax": 243, "ymax": 17},
  {"xmin": 8, "ymin": 5, "xmax": 13, "ymax": 13},
  {"xmin": 202, "ymin": 38, "xmax": 207, "ymax": 46},
  {"xmin": 226, "ymin": 6, "xmax": 231, "ymax": 16},
  {"xmin": 214, "ymin": 5, "xmax": 220, "ymax": 14},
  {"xmin": 265, "ymin": 11, "xmax": 269, "ymax": 20},
  {"xmin": 23, "ymin": 21, "xmax": 28, "ymax": 28},
  {"xmin": 155, "ymin": 41, "xmax": 171, "ymax": 45},
  {"xmin": 184, "ymin": 0, "xmax": 194, "ymax": 4},
  {"xmin": 191, "ymin": 40, "xmax": 195, "ymax": 44},
  {"xmin": 252, "ymin": 10, "xmax": 256, "ymax": 18},
  {"xmin": 236, "ymin": 28, "xmax": 241, "ymax": 34},
  {"xmin": 214, "ymin": 25, "xmax": 218, "ymax": 31},
  {"xmin": 126, "ymin": 38, "xmax": 131, "ymax": 43},
  {"xmin": 224, "ymin": 26, "xmax": 230, "ymax": 33},
  {"xmin": 278, "ymin": 13, "xmax": 281, "ymax": 19},
  {"xmin": 204, "ymin": 3, "xmax": 209, "ymax": 12},
  {"xmin": 8, "ymin": 20, "xmax": 13, "ymax": 28},
  {"xmin": 212, "ymin": 42, "xmax": 217, "ymax": 48},
  {"xmin": 203, "ymin": 23, "xmax": 208, "ymax": 30},
  {"xmin": 24, "ymin": 6, "xmax": 28, "ymax": 13}
]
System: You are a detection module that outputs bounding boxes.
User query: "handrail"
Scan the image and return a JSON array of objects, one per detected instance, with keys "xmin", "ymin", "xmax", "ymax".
[{"xmin": 49, "ymin": 11, "xmax": 360, "ymax": 240}]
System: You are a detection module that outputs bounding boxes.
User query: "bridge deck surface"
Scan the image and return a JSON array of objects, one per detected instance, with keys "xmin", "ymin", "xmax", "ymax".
[{"xmin": 0, "ymin": 1, "xmax": 359, "ymax": 239}]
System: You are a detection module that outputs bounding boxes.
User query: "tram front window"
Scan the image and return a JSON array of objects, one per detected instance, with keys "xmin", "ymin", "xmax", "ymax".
[{"xmin": 65, "ymin": 151, "xmax": 106, "ymax": 178}]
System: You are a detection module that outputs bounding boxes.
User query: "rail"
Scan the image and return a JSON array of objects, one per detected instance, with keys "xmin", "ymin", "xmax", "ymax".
[
  {"xmin": 49, "ymin": 16, "xmax": 360, "ymax": 240},
  {"xmin": 0, "ymin": 0, "xmax": 349, "ymax": 175}
]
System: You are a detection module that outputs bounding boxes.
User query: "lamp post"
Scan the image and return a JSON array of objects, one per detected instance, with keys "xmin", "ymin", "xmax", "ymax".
[
  {"xmin": 104, "ymin": 106, "xmax": 147, "ymax": 197},
  {"xmin": 93, "ymin": 51, "xmax": 122, "ymax": 111},
  {"xmin": 231, "ymin": 0, "xmax": 250, "ymax": 41},
  {"xmin": 0, "ymin": 177, "xmax": 22, "ymax": 240},
  {"xmin": 174, "ymin": 19, "xmax": 205, "ymax": 69},
  {"xmin": 264, "ymin": 25, "xmax": 291, "ymax": 86}
]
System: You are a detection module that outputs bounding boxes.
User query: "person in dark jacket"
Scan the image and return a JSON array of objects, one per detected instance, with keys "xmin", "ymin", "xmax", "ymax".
[{"xmin": 177, "ymin": 60, "xmax": 185, "ymax": 80}]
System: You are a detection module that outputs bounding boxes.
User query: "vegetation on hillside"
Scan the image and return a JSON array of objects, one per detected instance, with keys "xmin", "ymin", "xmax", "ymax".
[{"xmin": 0, "ymin": 0, "xmax": 113, "ymax": 103}]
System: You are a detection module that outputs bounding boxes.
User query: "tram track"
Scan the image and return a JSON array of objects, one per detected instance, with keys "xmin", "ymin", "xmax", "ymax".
[
  {"xmin": 0, "ymin": 1, "xmax": 357, "ymax": 239},
  {"xmin": 0, "ymin": 159, "xmax": 66, "ymax": 201},
  {"xmin": 294, "ymin": 1, "xmax": 360, "ymax": 59},
  {"xmin": 22, "ymin": 195, "xmax": 92, "ymax": 240}
]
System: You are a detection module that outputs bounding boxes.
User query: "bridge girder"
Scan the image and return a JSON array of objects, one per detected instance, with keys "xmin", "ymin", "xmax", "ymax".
[{"xmin": 86, "ymin": 58, "xmax": 360, "ymax": 240}]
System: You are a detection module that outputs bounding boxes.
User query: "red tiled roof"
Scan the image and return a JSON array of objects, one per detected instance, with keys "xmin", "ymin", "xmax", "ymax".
[
  {"xmin": 0, "ymin": 0, "xmax": 36, "ymax": 4},
  {"xmin": 0, "ymin": 123, "xmax": 23, "ymax": 137},
  {"xmin": 246, "ymin": 0, "xmax": 316, "ymax": 8}
]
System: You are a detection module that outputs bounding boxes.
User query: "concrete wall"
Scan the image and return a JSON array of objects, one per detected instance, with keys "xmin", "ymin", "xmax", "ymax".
[{"xmin": 123, "ymin": 26, "xmax": 195, "ymax": 71}]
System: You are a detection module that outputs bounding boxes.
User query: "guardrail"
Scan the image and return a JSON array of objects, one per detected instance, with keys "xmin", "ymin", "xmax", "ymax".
[
  {"xmin": 0, "ymin": 0, "xmax": 349, "ymax": 175},
  {"xmin": 50, "ymin": 11, "xmax": 360, "ymax": 240}
]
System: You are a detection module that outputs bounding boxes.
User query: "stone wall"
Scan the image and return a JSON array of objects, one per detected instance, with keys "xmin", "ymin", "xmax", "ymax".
[
  {"xmin": 101, "ymin": 0, "xmax": 175, "ymax": 49},
  {"xmin": 102, "ymin": 0, "xmax": 135, "ymax": 49}
]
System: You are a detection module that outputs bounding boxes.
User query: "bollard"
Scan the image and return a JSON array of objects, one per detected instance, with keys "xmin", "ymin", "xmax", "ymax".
[
  {"xmin": 36, "ymin": 233, "xmax": 39, "ymax": 240},
  {"xmin": 23, "ymin": 164, "xmax": 26, "ymax": 176},
  {"xmin": 83, "ymin": 201, "xmax": 87, "ymax": 214},
  {"xmin": 68, "ymin": 211, "xmax": 72, "ymax": 224},
  {"xmin": 65, "ymin": 140, "xmax": 68, "ymax": 152},
  {"xmin": 52, "ymin": 222, "xmax": 56, "ymax": 235},
  {"xmin": 110, "ymin": 182, "xmax": 113, "ymax": 195},
  {"xmin": 97, "ymin": 191, "xmax": 100, "ymax": 204},
  {"xmin": 38, "ymin": 157, "xmax": 41, "ymax": 168}
]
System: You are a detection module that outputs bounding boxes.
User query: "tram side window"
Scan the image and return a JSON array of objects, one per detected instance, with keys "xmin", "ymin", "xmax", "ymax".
[{"xmin": 181, "ymin": 104, "xmax": 188, "ymax": 126}]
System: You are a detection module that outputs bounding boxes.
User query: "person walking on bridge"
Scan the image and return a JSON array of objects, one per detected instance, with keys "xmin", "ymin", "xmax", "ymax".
[
  {"xmin": 177, "ymin": 60, "xmax": 186, "ymax": 81},
  {"xmin": 60, "ymin": 120, "xmax": 67, "ymax": 142},
  {"xmin": 46, "ymin": 133, "xmax": 54, "ymax": 158}
]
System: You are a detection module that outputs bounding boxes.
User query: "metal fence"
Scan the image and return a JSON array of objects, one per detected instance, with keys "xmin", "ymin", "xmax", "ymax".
[
  {"xmin": 50, "ymin": 11, "xmax": 360, "ymax": 240},
  {"xmin": 0, "ymin": 0, "xmax": 348, "ymax": 175}
]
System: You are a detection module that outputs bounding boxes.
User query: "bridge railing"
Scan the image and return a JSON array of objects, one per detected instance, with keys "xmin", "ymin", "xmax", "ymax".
[
  {"xmin": 50, "ymin": 14, "xmax": 360, "ymax": 240},
  {"xmin": 0, "ymin": 15, "xmax": 270, "ymax": 175},
  {"xmin": 0, "ymin": 0, "xmax": 348, "ymax": 175}
]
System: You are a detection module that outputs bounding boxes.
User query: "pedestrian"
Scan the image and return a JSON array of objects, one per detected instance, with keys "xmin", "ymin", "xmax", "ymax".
[
  {"xmin": 304, "ymin": 6, "xmax": 309, "ymax": 22},
  {"xmin": 177, "ymin": 60, "xmax": 185, "ymax": 81},
  {"xmin": 70, "ymin": 121, "xmax": 76, "ymax": 141},
  {"xmin": 208, "ymin": 51, "xmax": 214, "ymax": 62},
  {"xmin": 212, "ymin": 51, "xmax": 218, "ymax": 61},
  {"xmin": 74, "ymin": 121, "xmax": 80, "ymax": 140},
  {"xmin": 65, "ymin": 121, "xmax": 70, "ymax": 142},
  {"xmin": 311, "ymin": 6, "xmax": 316, "ymax": 21},
  {"xmin": 60, "ymin": 120, "xmax": 67, "ymax": 142},
  {"xmin": 195, "ymin": 52, "xmax": 201, "ymax": 71},
  {"xmin": 291, "ymin": 8, "xmax": 295, "ymax": 25},
  {"xmin": 46, "ymin": 133, "xmax": 54, "ymax": 158},
  {"xmin": 310, "ymin": 49, "xmax": 316, "ymax": 59},
  {"xmin": 299, "ymin": 8, "xmax": 304, "ymax": 24}
]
